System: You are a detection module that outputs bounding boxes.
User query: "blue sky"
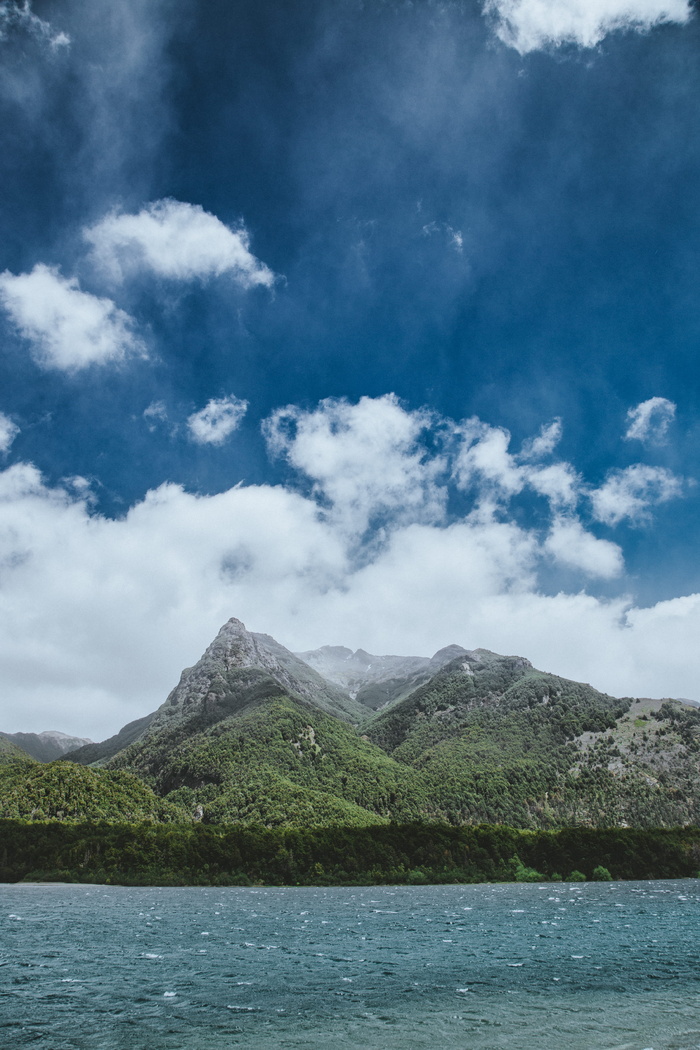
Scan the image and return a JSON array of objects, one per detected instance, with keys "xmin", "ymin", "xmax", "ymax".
[{"xmin": 0, "ymin": 0, "xmax": 699, "ymax": 736}]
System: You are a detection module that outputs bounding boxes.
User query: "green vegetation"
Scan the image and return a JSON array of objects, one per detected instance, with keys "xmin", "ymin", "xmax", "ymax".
[
  {"xmin": 109, "ymin": 694, "xmax": 425, "ymax": 826},
  {"xmin": 4, "ymin": 674, "xmax": 699, "ymax": 830},
  {"xmin": 0, "ymin": 738, "xmax": 33, "ymax": 765},
  {"xmin": 359, "ymin": 658, "xmax": 700, "ymax": 827},
  {"xmin": 0, "ymin": 761, "xmax": 188, "ymax": 823},
  {"xmin": 1, "ymin": 821, "xmax": 698, "ymax": 886},
  {"xmin": 367, "ymin": 660, "xmax": 627, "ymax": 757},
  {"xmin": 5, "ymin": 627, "xmax": 700, "ymax": 836}
]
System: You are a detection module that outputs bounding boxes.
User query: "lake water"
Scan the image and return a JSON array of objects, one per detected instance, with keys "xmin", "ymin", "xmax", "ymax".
[{"xmin": 2, "ymin": 880, "xmax": 700, "ymax": 1049}]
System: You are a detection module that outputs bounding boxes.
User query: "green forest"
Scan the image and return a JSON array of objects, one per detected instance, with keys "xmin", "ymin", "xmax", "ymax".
[
  {"xmin": 1, "ymin": 820, "xmax": 699, "ymax": 886},
  {"xmin": 3, "ymin": 625, "xmax": 700, "ymax": 888}
]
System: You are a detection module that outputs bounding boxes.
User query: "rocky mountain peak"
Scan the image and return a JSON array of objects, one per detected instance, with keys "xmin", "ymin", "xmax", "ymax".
[
  {"xmin": 430, "ymin": 644, "xmax": 469, "ymax": 666},
  {"xmin": 199, "ymin": 617, "xmax": 263, "ymax": 668},
  {"xmin": 318, "ymin": 645, "xmax": 355, "ymax": 660},
  {"xmin": 148, "ymin": 617, "xmax": 367, "ymax": 733}
]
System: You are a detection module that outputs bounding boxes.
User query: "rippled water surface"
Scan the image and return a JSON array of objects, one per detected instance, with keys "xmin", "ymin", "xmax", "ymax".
[{"xmin": 2, "ymin": 880, "xmax": 700, "ymax": 1049}]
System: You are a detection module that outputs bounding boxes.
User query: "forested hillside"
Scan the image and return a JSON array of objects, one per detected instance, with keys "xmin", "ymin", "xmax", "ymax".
[{"xmin": 2, "ymin": 618, "xmax": 699, "ymax": 830}]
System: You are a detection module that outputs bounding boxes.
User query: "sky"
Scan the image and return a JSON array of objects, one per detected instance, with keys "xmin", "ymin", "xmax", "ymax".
[{"xmin": 0, "ymin": 0, "xmax": 699, "ymax": 738}]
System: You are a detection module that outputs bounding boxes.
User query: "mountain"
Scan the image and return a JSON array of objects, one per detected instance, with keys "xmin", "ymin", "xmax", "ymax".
[
  {"xmin": 61, "ymin": 617, "xmax": 366, "ymax": 772},
  {"xmin": 5, "ymin": 615, "xmax": 700, "ymax": 830},
  {"xmin": 0, "ymin": 734, "xmax": 34, "ymax": 765},
  {"xmin": 295, "ymin": 643, "xmax": 469, "ymax": 710},
  {"xmin": 147, "ymin": 618, "xmax": 367, "ymax": 729},
  {"xmin": 96, "ymin": 618, "xmax": 419, "ymax": 826},
  {"xmin": 0, "ymin": 730, "xmax": 92, "ymax": 763},
  {"xmin": 0, "ymin": 760, "xmax": 185, "ymax": 822},
  {"xmin": 63, "ymin": 713, "xmax": 156, "ymax": 766}
]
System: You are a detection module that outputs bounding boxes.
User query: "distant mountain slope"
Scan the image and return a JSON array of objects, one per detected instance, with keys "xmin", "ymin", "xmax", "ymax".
[
  {"xmin": 296, "ymin": 643, "xmax": 468, "ymax": 710},
  {"xmin": 9, "ymin": 616, "xmax": 700, "ymax": 830},
  {"xmin": 364, "ymin": 649, "xmax": 606, "ymax": 754},
  {"xmin": 109, "ymin": 688, "xmax": 422, "ymax": 827},
  {"xmin": 65, "ymin": 618, "xmax": 367, "ymax": 770},
  {"xmin": 64, "ymin": 714, "xmax": 156, "ymax": 766},
  {"xmin": 362, "ymin": 652, "xmax": 700, "ymax": 826},
  {"xmin": 0, "ymin": 735, "xmax": 34, "ymax": 765},
  {"xmin": 93, "ymin": 619, "xmax": 415, "ymax": 827},
  {"xmin": 1, "ymin": 730, "xmax": 92, "ymax": 763}
]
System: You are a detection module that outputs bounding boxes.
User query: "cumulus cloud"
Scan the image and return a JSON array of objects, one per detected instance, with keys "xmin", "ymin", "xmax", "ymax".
[
  {"xmin": 453, "ymin": 415, "xmax": 684, "ymax": 526},
  {"xmin": 453, "ymin": 419, "xmax": 524, "ymax": 500},
  {"xmin": 590, "ymin": 464, "xmax": 683, "ymax": 525},
  {"xmin": 0, "ymin": 463, "xmax": 347, "ymax": 736},
  {"xmin": 520, "ymin": 418, "xmax": 562, "ymax": 460},
  {"xmin": 0, "ymin": 264, "xmax": 143, "ymax": 371},
  {"xmin": 0, "ymin": 395, "xmax": 695, "ymax": 736},
  {"xmin": 625, "ymin": 396, "xmax": 676, "ymax": 444},
  {"xmin": 0, "ymin": 454, "xmax": 697, "ymax": 738},
  {"xmin": 484, "ymin": 0, "xmax": 692, "ymax": 53},
  {"xmin": 453, "ymin": 416, "xmax": 578, "ymax": 511},
  {"xmin": 84, "ymin": 199, "xmax": 275, "ymax": 287},
  {"xmin": 187, "ymin": 395, "xmax": 249, "ymax": 446},
  {"xmin": 0, "ymin": 0, "xmax": 70, "ymax": 49},
  {"xmin": 545, "ymin": 516, "xmax": 624, "ymax": 578},
  {"xmin": 0, "ymin": 412, "xmax": 19, "ymax": 452},
  {"xmin": 526, "ymin": 461, "xmax": 580, "ymax": 509},
  {"xmin": 264, "ymin": 394, "xmax": 447, "ymax": 536}
]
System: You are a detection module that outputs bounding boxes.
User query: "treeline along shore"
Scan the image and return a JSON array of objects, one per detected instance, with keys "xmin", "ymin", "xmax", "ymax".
[{"xmin": 2, "ymin": 821, "xmax": 699, "ymax": 886}]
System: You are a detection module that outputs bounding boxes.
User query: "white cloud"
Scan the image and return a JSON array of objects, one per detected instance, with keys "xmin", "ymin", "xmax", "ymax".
[
  {"xmin": 484, "ymin": 0, "xmax": 691, "ymax": 53},
  {"xmin": 590, "ymin": 464, "xmax": 683, "ymax": 525},
  {"xmin": 143, "ymin": 400, "xmax": 168, "ymax": 431},
  {"xmin": 0, "ymin": 412, "xmax": 19, "ymax": 452},
  {"xmin": 0, "ymin": 395, "xmax": 695, "ymax": 737},
  {"xmin": 453, "ymin": 419, "xmax": 524, "ymax": 499},
  {"xmin": 0, "ymin": 0, "xmax": 70, "ymax": 49},
  {"xmin": 0, "ymin": 456, "xmax": 698, "ymax": 738},
  {"xmin": 545, "ymin": 516, "xmax": 624, "ymax": 578},
  {"xmin": 625, "ymin": 396, "xmax": 676, "ymax": 444},
  {"xmin": 520, "ymin": 418, "xmax": 562, "ymax": 460},
  {"xmin": 453, "ymin": 417, "xmax": 578, "ymax": 511},
  {"xmin": 264, "ymin": 395, "xmax": 447, "ymax": 536},
  {"xmin": 0, "ymin": 264, "xmax": 143, "ymax": 371},
  {"xmin": 187, "ymin": 395, "xmax": 249, "ymax": 446},
  {"xmin": 526, "ymin": 462, "xmax": 579, "ymax": 509},
  {"xmin": 0, "ymin": 464, "xmax": 347, "ymax": 736},
  {"xmin": 84, "ymin": 199, "xmax": 275, "ymax": 287}
]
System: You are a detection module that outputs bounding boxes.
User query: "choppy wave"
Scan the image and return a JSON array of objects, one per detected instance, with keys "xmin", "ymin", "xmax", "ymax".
[{"xmin": 1, "ymin": 880, "xmax": 700, "ymax": 1049}]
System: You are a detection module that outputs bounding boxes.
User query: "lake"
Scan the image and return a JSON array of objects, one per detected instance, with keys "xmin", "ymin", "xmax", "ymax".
[{"xmin": 2, "ymin": 880, "xmax": 699, "ymax": 1049}]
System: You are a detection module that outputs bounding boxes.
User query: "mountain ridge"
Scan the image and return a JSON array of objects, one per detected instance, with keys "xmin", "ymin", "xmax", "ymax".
[
  {"xmin": 3, "ymin": 616, "xmax": 700, "ymax": 830},
  {"xmin": 0, "ymin": 730, "xmax": 92, "ymax": 763}
]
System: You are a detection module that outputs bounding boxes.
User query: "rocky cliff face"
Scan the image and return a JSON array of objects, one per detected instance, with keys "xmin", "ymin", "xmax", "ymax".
[{"xmin": 149, "ymin": 617, "xmax": 367, "ymax": 731}]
